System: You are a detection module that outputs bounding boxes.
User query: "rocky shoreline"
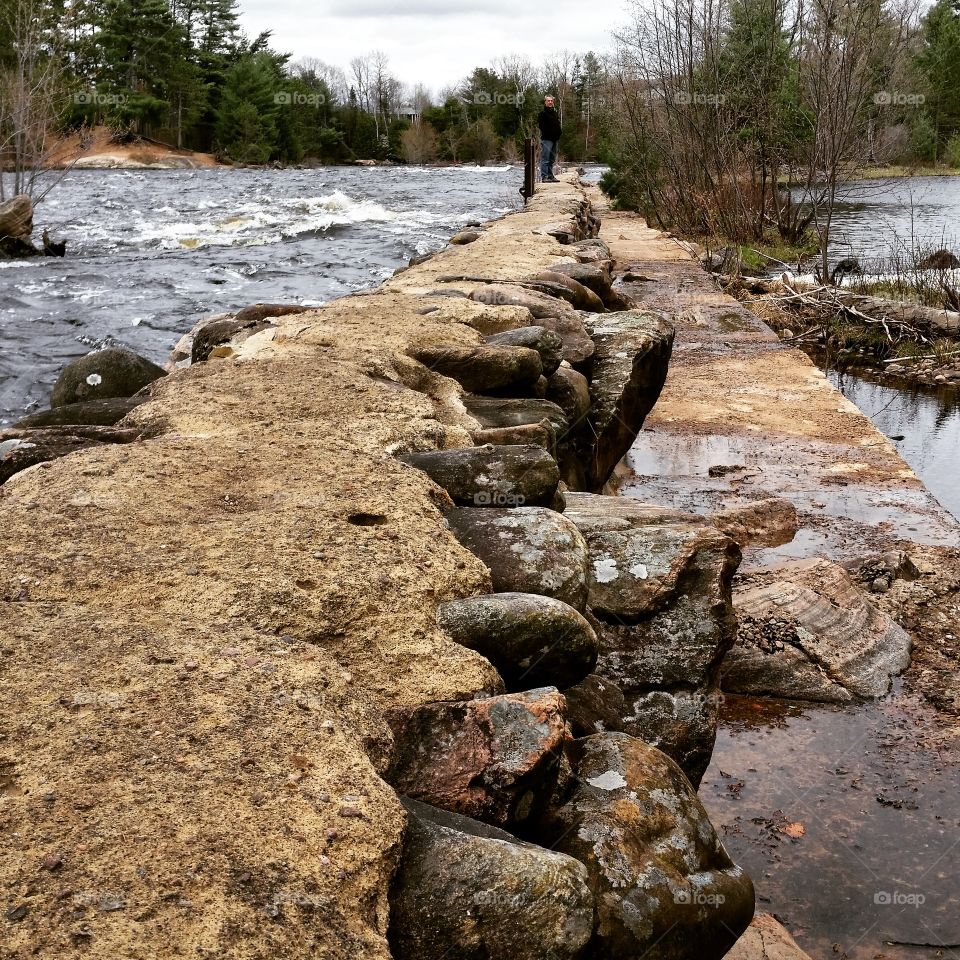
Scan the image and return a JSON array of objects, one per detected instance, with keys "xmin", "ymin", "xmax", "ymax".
[{"xmin": 2, "ymin": 177, "xmax": 954, "ymax": 959}]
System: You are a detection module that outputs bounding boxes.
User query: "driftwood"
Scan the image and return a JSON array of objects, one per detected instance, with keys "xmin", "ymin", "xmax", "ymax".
[{"xmin": 737, "ymin": 276, "xmax": 960, "ymax": 338}]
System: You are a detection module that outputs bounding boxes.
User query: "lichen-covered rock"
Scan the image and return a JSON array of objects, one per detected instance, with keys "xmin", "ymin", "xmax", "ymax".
[
  {"xmin": 400, "ymin": 445, "xmax": 559, "ymax": 508},
  {"xmin": 579, "ymin": 311, "xmax": 674, "ymax": 489},
  {"xmin": 462, "ymin": 396, "xmax": 569, "ymax": 436},
  {"xmin": 191, "ymin": 304, "xmax": 304, "ymax": 363},
  {"xmin": 389, "ymin": 798, "xmax": 594, "ymax": 960},
  {"xmin": 723, "ymin": 558, "xmax": 913, "ymax": 702},
  {"xmin": 563, "ymin": 674, "xmax": 627, "ymax": 737},
  {"xmin": 538, "ymin": 733, "xmax": 755, "ymax": 960},
  {"xmin": 406, "ymin": 343, "xmax": 543, "ymax": 394},
  {"xmin": 564, "ymin": 493, "xmax": 741, "ymax": 785},
  {"xmin": 529, "ymin": 313, "xmax": 595, "ymax": 365},
  {"xmin": 485, "ymin": 327, "xmax": 564, "ymax": 376},
  {"xmin": 386, "ymin": 688, "xmax": 569, "ymax": 828},
  {"xmin": 438, "ymin": 592, "xmax": 598, "ymax": 690},
  {"xmin": 446, "ymin": 507, "xmax": 590, "ymax": 610},
  {"xmin": 51, "ymin": 348, "xmax": 166, "ymax": 407}
]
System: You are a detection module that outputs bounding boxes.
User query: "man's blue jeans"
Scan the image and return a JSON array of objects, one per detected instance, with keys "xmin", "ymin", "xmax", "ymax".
[{"xmin": 540, "ymin": 140, "xmax": 556, "ymax": 180}]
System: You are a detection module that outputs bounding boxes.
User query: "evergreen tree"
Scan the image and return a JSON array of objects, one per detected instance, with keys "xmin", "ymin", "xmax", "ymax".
[
  {"xmin": 915, "ymin": 0, "xmax": 960, "ymax": 158},
  {"xmin": 214, "ymin": 51, "xmax": 281, "ymax": 162}
]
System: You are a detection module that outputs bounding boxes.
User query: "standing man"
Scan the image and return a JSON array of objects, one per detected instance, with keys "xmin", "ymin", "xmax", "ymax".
[{"xmin": 538, "ymin": 95, "xmax": 562, "ymax": 183}]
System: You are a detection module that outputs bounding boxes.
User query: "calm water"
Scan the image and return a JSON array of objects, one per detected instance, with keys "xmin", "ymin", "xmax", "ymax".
[
  {"xmin": 826, "ymin": 368, "xmax": 960, "ymax": 520},
  {"xmin": 0, "ymin": 165, "xmax": 522, "ymax": 424},
  {"xmin": 827, "ymin": 175, "xmax": 960, "ymax": 268}
]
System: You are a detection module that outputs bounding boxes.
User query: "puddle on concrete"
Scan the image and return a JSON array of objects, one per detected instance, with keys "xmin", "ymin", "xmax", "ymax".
[{"xmin": 702, "ymin": 692, "xmax": 960, "ymax": 960}]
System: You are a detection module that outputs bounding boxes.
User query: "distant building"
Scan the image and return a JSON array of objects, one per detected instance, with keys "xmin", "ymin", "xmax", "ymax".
[{"xmin": 395, "ymin": 104, "xmax": 421, "ymax": 123}]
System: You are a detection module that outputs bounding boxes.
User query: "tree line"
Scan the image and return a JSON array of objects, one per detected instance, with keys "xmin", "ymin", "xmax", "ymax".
[
  {"xmin": 599, "ymin": 0, "xmax": 960, "ymax": 278},
  {"xmin": 0, "ymin": 0, "xmax": 610, "ymax": 173}
]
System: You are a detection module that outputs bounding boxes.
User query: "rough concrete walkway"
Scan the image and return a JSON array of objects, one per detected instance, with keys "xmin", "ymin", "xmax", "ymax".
[{"xmin": 590, "ymin": 189, "xmax": 959, "ymax": 566}]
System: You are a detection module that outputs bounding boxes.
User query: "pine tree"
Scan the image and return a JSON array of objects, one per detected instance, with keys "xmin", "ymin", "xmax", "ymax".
[
  {"xmin": 214, "ymin": 51, "xmax": 281, "ymax": 163},
  {"xmin": 915, "ymin": 0, "xmax": 960, "ymax": 158}
]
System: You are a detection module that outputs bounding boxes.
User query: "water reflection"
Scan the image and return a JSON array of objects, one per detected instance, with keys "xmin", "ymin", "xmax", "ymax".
[{"xmin": 827, "ymin": 368, "xmax": 960, "ymax": 520}]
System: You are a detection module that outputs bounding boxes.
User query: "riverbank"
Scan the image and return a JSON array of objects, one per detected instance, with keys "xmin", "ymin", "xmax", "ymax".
[{"xmin": 2, "ymin": 175, "xmax": 957, "ymax": 959}]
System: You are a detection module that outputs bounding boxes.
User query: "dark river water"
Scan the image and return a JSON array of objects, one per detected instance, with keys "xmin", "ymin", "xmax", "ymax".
[
  {"xmin": 823, "ymin": 175, "xmax": 960, "ymax": 269},
  {"xmin": 0, "ymin": 165, "xmax": 522, "ymax": 424}
]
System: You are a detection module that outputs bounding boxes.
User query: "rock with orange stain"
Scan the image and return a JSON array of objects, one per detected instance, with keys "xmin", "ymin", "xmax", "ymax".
[{"xmin": 386, "ymin": 688, "xmax": 569, "ymax": 829}]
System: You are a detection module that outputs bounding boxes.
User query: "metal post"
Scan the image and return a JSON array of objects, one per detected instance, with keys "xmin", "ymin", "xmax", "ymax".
[{"xmin": 520, "ymin": 137, "xmax": 536, "ymax": 203}]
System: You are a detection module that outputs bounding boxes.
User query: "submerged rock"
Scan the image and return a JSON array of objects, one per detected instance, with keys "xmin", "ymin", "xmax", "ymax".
[
  {"xmin": 407, "ymin": 343, "xmax": 543, "ymax": 394},
  {"xmin": 437, "ymin": 592, "xmax": 598, "ymax": 690},
  {"xmin": 579, "ymin": 311, "xmax": 675, "ymax": 489},
  {"xmin": 50, "ymin": 348, "xmax": 166, "ymax": 408},
  {"xmin": 723, "ymin": 558, "xmax": 913, "ymax": 702},
  {"xmin": 538, "ymin": 733, "xmax": 755, "ymax": 960},
  {"xmin": 485, "ymin": 326, "xmax": 564, "ymax": 376},
  {"xmin": 727, "ymin": 913, "xmax": 815, "ymax": 960},
  {"xmin": 386, "ymin": 688, "xmax": 569, "ymax": 829},
  {"xmin": 389, "ymin": 798, "xmax": 593, "ymax": 960},
  {"xmin": 710, "ymin": 498, "xmax": 799, "ymax": 549},
  {"xmin": 399, "ymin": 444, "xmax": 559, "ymax": 508},
  {"xmin": 446, "ymin": 507, "xmax": 590, "ymax": 610}
]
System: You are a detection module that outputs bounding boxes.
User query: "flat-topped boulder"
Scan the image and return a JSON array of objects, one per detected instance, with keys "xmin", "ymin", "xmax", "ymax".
[{"xmin": 462, "ymin": 396, "xmax": 569, "ymax": 435}]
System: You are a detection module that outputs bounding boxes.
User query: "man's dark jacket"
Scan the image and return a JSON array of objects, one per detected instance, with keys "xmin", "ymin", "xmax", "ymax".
[{"xmin": 538, "ymin": 107, "xmax": 562, "ymax": 142}]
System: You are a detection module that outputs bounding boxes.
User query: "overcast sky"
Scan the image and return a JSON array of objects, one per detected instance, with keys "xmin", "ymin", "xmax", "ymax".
[{"xmin": 237, "ymin": 0, "xmax": 626, "ymax": 95}]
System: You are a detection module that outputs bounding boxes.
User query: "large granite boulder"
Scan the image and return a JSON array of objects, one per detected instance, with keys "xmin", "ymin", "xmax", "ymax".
[
  {"xmin": 579, "ymin": 311, "xmax": 675, "ymax": 490},
  {"xmin": 51, "ymin": 348, "xmax": 166, "ymax": 407},
  {"xmin": 709, "ymin": 498, "xmax": 799, "ymax": 549},
  {"xmin": 386, "ymin": 688, "xmax": 568, "ymax": 829},
  {"xmin": 538, "ymin": 733, "xmax": 755, "ymax": 960},
  {"xmin": 462, "ymin": 396, "xmax": 569, "ymax": 436},
  {"xmin": 445, "ymin": 507, "xmax": 590, "ymax": 610},
  {"xmin": 437, "ymin": 592, "xmax": 598, "ymax": 690},
  {"xmin": 530, "ymin": 271, "xmax": 606, "ymax": 312},
  {"xmin": 564, "ymin": 494, "xmax": 741, "ymax": 785},
  {"xmin": 0, "ymin": 195, "xmax": 33, "ymax": 242},
  {"xmin": 400, "ymin": 445, "xmax": 559, "ymax": 508},
  {"xmin": 722, "ymin": 558, "xmax": 912, "ymax": 702},
  {"xmin": 406, "ymin": 343, "xmax": 543, "ymax": 394},
  {"xmin": 485, "ymin": 327, "xmax": 564, "ymax": 376},
  {"xmin": 389, "ymin": 798, "xmax": 594, "ymax": 960},
  {"xmin": 14, "ymin": 396, "xmax": 147, "ymax": 429}
]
